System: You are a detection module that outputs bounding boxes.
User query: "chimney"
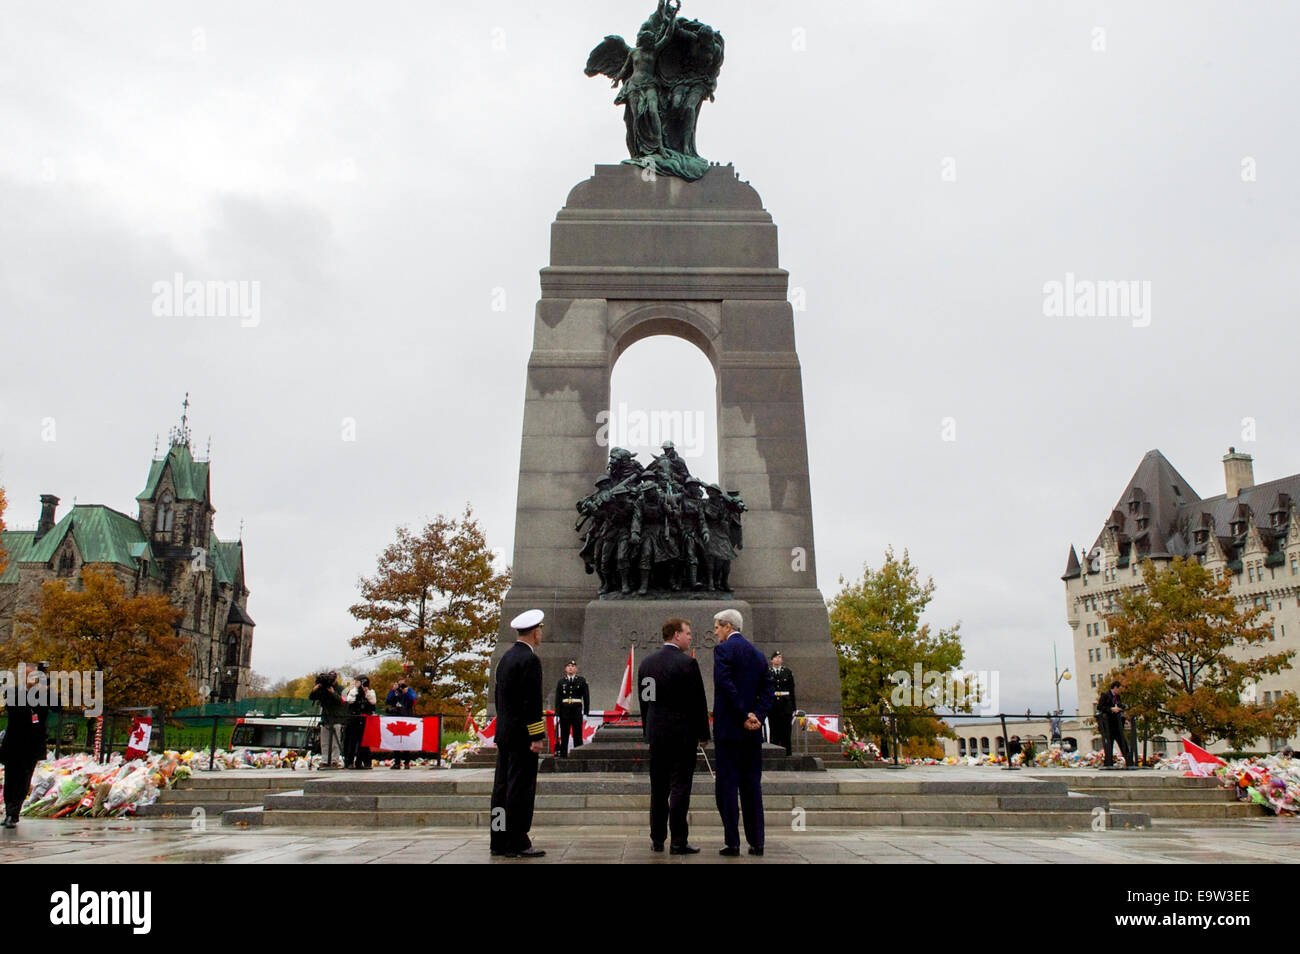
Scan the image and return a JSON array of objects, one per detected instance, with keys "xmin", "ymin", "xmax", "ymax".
[
  {"xmin": 1223, "ymin": 447, "xmax": 1255, "ymax": 499},
  {"xmin": 35, "ymin": 494, "xmax": 60, "ymax": 541}
]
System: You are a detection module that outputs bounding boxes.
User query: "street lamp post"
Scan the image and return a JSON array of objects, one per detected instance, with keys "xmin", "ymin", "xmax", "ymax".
[{"xmin": 1053, "ymin": 644, "xmax": 1072, "ymax": 714}]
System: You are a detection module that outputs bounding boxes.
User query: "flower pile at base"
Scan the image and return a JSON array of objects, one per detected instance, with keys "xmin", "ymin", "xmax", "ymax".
[
  {"xmin": 0, "ymin": 752, "xmax": 189, "ymax": 818},
  {"xmin": 1214, "ymin": 755, "xmax": 1299, "ymax": 816}
]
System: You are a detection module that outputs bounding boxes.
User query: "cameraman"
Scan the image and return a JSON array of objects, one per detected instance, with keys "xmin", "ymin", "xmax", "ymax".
[
  {"xmin": 344, "ymin": 676, "xmax": 377, "ymax": 770},
  {"xmin": 309, "ymin": 671, "xmax": 346, "ymax": 769},
  {"xmin": 385, "ymin": 678, "xmax": 417, "ymax": 769}
]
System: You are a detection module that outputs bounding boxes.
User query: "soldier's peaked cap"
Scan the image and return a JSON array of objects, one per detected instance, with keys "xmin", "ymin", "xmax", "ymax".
[{"xmin": 510, "ymin": 608, "xmax": 545, "ymax": 631}]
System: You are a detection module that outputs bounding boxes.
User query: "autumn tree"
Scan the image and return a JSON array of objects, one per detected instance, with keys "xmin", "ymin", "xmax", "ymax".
[
  {"xmin": 829, "ymin": 547, "xmax": 965, "ymax": 752},
  {"xmin": 0, "ymin": 485, "xmax": 8, "ymax": 578},
  {"xmin": 1105, "ymin": 557, "xmax": 1300, "ymax": 748},
  {"xmin": 5, "ymin": 566, "xmax": 197, "ymax": 713},
  {"xmin": 349, "ymin": 505, "xmax": 510, "ymax": 715}
]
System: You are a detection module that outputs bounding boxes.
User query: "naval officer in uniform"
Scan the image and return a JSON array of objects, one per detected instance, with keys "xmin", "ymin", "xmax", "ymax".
[
  {"xmin": 490, "ymin": 609, "xmax": 549, "ymax": 858},
  {"xmin": 554, "ymin": 659, "xmax": 590, "ymax": 757},
  {"xmin": 768, "ymin": 652, "xmax": 797, "ymax": 756}
]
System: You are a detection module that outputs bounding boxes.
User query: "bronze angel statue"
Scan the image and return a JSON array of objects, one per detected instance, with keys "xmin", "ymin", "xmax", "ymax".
[{"xmin": 585, "ymin": 0, "xmax": 725, "ymax": 181}]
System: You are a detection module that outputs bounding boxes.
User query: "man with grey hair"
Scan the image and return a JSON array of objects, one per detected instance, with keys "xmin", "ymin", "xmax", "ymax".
[{"xmin": 711, "ymin": 609, "xmax": 774, "ymax": 856}]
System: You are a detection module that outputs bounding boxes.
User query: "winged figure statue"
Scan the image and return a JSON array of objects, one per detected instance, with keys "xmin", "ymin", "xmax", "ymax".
[{"xmin": 584, "ymin": 1, "xmax": 725, "ymax": 181}]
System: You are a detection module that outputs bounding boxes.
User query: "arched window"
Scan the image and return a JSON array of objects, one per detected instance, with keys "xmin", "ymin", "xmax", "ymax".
[
  {"xmin": 225, "ymin": 631, "xmax": 239, "ymax": 666},
  {"xmin": 156, "ymin": 492, "xmax": 175, "ymax": 532}
]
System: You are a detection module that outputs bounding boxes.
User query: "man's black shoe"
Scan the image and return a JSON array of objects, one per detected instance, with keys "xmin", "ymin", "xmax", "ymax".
[
  {"xmin": 516, "ymin": 848, "xmax": 546, "ymax": 858},
  {"xmin": 670, "ymin": 844, "xmax": 700, "ymax": 855},
  {"xmin": 747, "ymin": 846, "xmax": 764, "ymax": 856},
  {"xmin": 651, "ymin": 842, "xmax": 664, "ymax": 852},
  {"xmin": 490, "ymin": 848, "xmax": 517, "ymax": 857},
  {"xmin": 2, "ymin": 816, "xmax": 17, "ymax": 829},
  {"xmin": 719, "ymin": 845, "xmax": 741, "ymax": 856}
]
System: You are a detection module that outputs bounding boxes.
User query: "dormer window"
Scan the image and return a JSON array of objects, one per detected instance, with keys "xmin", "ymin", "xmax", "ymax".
[{"xmin": 156, "ymin": 492, "xmax": 175, "ymax": 532}]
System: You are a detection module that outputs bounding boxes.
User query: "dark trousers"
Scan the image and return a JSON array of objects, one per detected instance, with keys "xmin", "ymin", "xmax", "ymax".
[
  {"xmin": 2, "ymin": 758, "xmax": 37, "ymax": 818},
  {"xmin": 343, "ymin": 717, "xmax": 365, "ymax": 768},
  {"xmin": 649, "ymin": 739, "xmax": 697, "ymax": 846},
  {"xmin": 490, "ymin": 745, "xmax": 539, "ymax": 852},
  {"xmin": 769, "ymin": 706, "xmax": 793, "ymax": 755},
  {"xmin": 1102, "ymin": 716, "xmax": 1131, "ymax": 765},
  {"xmin": 714, "ymin": 739, "xmax": 764, "ymax": 849},
  {"xmin": 557, "ymin": 708, "xmax": 584, "ymax": 756}
]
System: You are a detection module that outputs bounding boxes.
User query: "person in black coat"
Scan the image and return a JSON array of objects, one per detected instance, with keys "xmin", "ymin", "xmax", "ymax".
[
  {"xmin": 490, "ymin": 609, "xmax": 548, "ymax": 858},
  {"xmin": 1097, "ymin": 680, "xmax": 1131, "ymax": 767},
  {"xmin": 553, "ymin": 660, "xmax": 590, "ymax": 757},
  {"xmin": 2, "ymin": 665, "xmax": 50, "ymax": 828},
  {"xmin": 711, "ymin": 609, "xmax": 774, "ymax": 856},
  {"xmin": 638, "ymin": 617, "xmax": 710, "ymax": 854}
]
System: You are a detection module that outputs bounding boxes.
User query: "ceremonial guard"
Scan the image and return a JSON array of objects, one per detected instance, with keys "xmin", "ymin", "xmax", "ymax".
[
  {"xmin": 768, "ymin": 651, "xmax": 796, "ymax": 756},
  {"xmin": 490, "ymin": 609, "xmax": 549, "ymax": 857},
  {"xmin": 554, "ymin": 659, "xmax": 591, "ymax": 757}
]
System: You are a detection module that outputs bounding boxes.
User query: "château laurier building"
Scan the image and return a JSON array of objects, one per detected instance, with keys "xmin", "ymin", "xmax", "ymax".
[
  {"xmin": 0, "ymin": 406, "xmax": 255, "ymax": 702},
  {"xmin": 1063, "ymin": 447, "xmax": 1300, "ymax": 753}
]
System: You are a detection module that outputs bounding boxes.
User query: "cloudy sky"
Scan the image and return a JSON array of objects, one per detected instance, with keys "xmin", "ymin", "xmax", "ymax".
[{"xmin": 3, "ymin": 1, "xmax": 1297, "ymax": 714}]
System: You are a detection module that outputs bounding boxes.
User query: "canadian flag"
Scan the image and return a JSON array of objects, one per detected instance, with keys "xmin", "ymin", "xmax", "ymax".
[
  {"xmin": 610, "ymin": 647, "xmax": 634, "ymax": 718},
  {"xmin": 581, "ymin": 715, "xmax": 601, "ymax": 744},
  {"xmin": 805, "ymin": 714, "xmax": 841, "ymax": 743},
  {"xmin": 124, "ymin": 717, "xmax": 152, "ymax": 760},
  {"xmin": 469, "ymin": 716, "xmax": 497, "ymax": 748},
  {"xmin": 361, "ymin": 716, "xmax": 439, "ymax": 752},
  {"xmin": 1180, "ymin": 737, "xmax": 1226, "ymax": 777}
]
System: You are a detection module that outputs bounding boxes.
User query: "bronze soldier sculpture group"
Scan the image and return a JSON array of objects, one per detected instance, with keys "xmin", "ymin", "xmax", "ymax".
[{"xmin": 576, "ymin": 442, "xmax": 746, "ymax": 597}]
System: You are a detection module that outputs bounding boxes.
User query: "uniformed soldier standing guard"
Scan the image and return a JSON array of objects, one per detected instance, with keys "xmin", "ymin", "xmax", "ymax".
[
  {"xmin": 768, "ymin": 652, "xmax": 796, "ymax": 756},
  {"xmin": 553, "ymin": 659, "xmax": 590, "ymax": 757},
  {"xmin": 490, "ymin": 609, "xmax": 549, "ymax": 858}
]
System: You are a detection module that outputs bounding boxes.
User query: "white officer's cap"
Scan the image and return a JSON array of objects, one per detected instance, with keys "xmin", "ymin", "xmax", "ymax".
[{"xmin": 510, "ymin": 608, "xmax": 545, "ymax": 631}]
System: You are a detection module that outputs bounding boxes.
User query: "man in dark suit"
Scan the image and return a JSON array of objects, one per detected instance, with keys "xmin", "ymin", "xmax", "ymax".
[
  {"xmin": 553, "ymin": 659, "xmax": 590, "ymax": 757},
  {"xmin": 1, "ymin": 663, "xmax": 50, "ymax": 828},
  {"xmin": 768, "ymin": 651, "xmax": 796, "ymax": 756},
  {"xmin": 490, "ymin": 609, "xmax": 549, "ymax": 858},
  {"xmin": 638, "ymin": 617, "xmax": 710, "ymax": 854},
  {"xmin": 1096, "ymin": 679, "xmax": 1131, "ymax": 768},
  {"xmin": 711, "ymin": 609, "xmax": 774, "ymax": 856}
]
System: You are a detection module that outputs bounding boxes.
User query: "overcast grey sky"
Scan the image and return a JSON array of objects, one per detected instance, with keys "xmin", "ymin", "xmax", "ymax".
[{"xmin": 3, "ymin": 1, "xmax": 1297, "ymax": 714}]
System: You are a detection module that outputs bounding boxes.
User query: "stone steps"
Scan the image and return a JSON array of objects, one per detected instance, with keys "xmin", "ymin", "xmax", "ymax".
[
  {"xmin": 221, "ymin": 773, "xmax": 1148, "ymax": 830},
  {"xmin": 1027, "ymin": 772, "xmax": 1269, "ymax": 821},
  {"xmin": 136, "ymin": 774, "xmax": 307, "ymax": 818}
]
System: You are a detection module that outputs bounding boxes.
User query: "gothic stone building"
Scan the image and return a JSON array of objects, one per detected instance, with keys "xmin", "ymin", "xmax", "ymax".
[
  {"xmin": 1062, "ymin": 447, "xmax": 1300, "ymax": 753},
  {"xmin": 0, "ymin": 432, "xmax": 254, "ymax": 702}
]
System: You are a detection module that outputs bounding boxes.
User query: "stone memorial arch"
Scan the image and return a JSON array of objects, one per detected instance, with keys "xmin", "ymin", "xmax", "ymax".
[{"xmin": 495, "ymin": 163, "xmax": 841, "ymax": 716}]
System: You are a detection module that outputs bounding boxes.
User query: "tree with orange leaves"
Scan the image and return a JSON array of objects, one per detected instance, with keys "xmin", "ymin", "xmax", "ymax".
[
  {"xmin": 1105, "ymin": 557, "xmax": 1300, "ymax": 749},
  {"xmin": 0, "ymin": 486, "xmax": 8, "ymax": 578},
  {"xmin": 349, "ymin": 505, "xmax": 510, "ymax": 715},
  {"xmin": 5, "ymin": 566, "xmax": 197, "ymax": 713}
]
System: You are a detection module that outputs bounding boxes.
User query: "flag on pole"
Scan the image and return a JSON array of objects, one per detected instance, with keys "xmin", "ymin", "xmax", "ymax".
[
  {"xmin": 1180, "ymin": 737, "xmax": 1226, "ymax": 777},
  {"xmin": 611, "ymin": 647, "xmax": 634, "ymax": 718},
  {"xmin": 805, "ymin": 714, "xmax": 841, "ymax": 743},
  {"xmin": 124, "ymin": 716, "xmax": 152, "ymax": 760},
  {"xmin": 475, "ymin": 716, "xmax": 497, "ymax": 747},
  {"xmin": 361, "ymin": 715, "xmax": 440, "ymax": 751}
]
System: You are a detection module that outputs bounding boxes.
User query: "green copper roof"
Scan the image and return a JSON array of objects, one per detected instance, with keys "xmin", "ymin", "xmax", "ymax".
[
  {"xmin": 137, "ymin": 443, "xmax": 210, "ymax": 502},
  {"xmin": 0, "ymin": 530, "xmax": 37, "ymax": 584},
  {"xmin": 211, "ymin": 536, "xmax": 243, "ymax": 587},
  {"xmin": 30, "ymin": 505, "xmax": 147, "ymax": 566}
]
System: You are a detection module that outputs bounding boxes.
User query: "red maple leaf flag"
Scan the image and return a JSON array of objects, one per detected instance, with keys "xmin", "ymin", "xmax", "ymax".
[
  {"xmin": 124, "ymin": 716, "xmax": 152, "ymax": 761},
  {"xmin": 610, "ymin": 647, "xmax": 634, "ymax": 719},
  {"xmin": 360, "ymin": 716, "xmax": 439, "ymax": 752}
]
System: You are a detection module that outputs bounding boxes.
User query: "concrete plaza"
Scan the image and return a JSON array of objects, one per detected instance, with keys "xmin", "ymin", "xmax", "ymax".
[{"xmin": 0, "ymin": 815, "xmax": 1292, "ymax": 864}]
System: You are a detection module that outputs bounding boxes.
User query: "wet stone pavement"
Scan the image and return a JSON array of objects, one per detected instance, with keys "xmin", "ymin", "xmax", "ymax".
[{"xmin": 0, "ymin": 816, "xmax": 1294, "ymax": 864}]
